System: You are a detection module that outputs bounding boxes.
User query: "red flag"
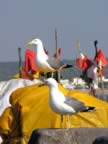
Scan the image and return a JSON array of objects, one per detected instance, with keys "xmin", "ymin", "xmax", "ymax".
[
  {"xmin": 25, "ymin": 49, "xmax": 38, "ymax": 73},
  {"xmin": 57, "ymin": 48, "xmax": 62, "ymax": 59},
  {"xmin": 53, "ymin": 48, "xmax": 62, "ymax": 59},
  {"xmin": 76, "ymin": 55, "xmax": 92, "ymax": 71},
  {"xmin": 94, "ymin": 49, "xmax": 108, "ymax": 67},
  {"xmin": 20, "ymin": 66, "xmax": 34, "ymax": 80}
]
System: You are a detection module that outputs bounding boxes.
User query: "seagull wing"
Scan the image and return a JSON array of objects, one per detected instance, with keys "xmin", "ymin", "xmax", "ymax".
[
  {"xmin": 64, "ymin": 96, "xmax": 88, "ymax": 112},
  {"xmin": 47, "ymin": 57, "xmax": 73, "ymax": 70},
  {"xmin": 47, "ymin": 57, "xmax": 64, "ymax": 69}
]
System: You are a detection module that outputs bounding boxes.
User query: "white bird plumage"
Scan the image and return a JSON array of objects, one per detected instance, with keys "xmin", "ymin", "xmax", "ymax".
[
  {"xmin": 27, "ymin": 38, "xmax": 72, "ymax": 73},
  {"xmin": 44, "ymin": 78, "xmax": 95, "ymax": 115},
  {"xmin": 45, "ymin": 78, "xmax": 75, "ymax": 114},
  {"xmin": 27, "ymin": 38, "xmax": 54, "ymax": 72}
]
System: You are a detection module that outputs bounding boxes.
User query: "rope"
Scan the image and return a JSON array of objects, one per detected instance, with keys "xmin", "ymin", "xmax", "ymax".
[{"xmin": 2, "ymin": 103, "xmax": 28, "ymax": 143}]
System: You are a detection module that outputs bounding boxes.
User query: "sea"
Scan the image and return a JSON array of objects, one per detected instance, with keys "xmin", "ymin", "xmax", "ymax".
[
  {"xmin": 0, "ymin": 60, "xmax": 108, "ymax": 81},
  {"xmin": 0, "ymin": 60, "xmax": 108, "ymax": 103}
]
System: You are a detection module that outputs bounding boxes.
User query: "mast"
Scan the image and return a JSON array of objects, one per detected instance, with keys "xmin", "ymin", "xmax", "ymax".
[
  {"xmin": 55, "ymin": 28, "xmax": 58, "ymax": 53},
  {"xmin": 54, "ymin": 28, "xmax": 60, "ymax": 82},
  {"xmin": 18, "ymin": 47, "xmax": 22, "ymax": 77}
]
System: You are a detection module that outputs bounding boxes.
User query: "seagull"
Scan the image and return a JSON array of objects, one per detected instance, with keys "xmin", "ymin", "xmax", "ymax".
[
  {"xmin": 27, "ymin": 38, "xmax": 72, "ymax": 74},
  {"xmin": 44, "ymin": 78, "xmax": 95, "ymax": 128}
]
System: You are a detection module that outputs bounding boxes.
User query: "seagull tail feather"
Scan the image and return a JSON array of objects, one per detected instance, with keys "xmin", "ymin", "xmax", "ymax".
[
  {"xmin": 61, "ymin": 64, "xmax": 73, "ymax": 69},
  {"xmin": 82, "ymin": 106, "xmax": 96, "ymax": 112}
]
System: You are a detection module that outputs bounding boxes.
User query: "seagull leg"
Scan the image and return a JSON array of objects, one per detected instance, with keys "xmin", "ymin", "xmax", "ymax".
[
  {"xmin": 66, "ymin": 115, "xmax": 71, "ymax": 128},
  {"xmin": 51, "ymin": 72, "xmax": 54, "ymax": 78},
  {"xmin": 61, "ymin": 115, "xmax": 64, "ymax": 128}
]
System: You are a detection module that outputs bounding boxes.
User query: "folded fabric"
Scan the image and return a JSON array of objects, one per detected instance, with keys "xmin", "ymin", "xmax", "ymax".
[{"xmin": 25, "ymin": 49, "xmax": 38, "ymax": 73}]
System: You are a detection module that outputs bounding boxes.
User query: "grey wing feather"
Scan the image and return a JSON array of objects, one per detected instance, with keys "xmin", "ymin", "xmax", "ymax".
[
  {"xmin": 47, "ymin": 57, "xmax": 65, "ymax": 69},
  {"xmin": 64, "ymin": 96, "xmax": 87, "ymax": 112}
]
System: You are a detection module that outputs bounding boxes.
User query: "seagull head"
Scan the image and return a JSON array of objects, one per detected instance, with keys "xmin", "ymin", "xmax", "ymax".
[
  {"xmin": 27, "ymin": 38, "xmax": 42, "ymax": 46},
  {"xmin": 44, "ymin": 78, "xmax": 58, "ymax": 88}
]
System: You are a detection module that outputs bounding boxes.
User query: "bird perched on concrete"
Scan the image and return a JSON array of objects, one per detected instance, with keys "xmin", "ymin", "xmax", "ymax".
[
  {"xmin": 27, "ymin": 38, "xmax": 72, "ymax": 74},
  {"xmin": 44, "ymin": 78, "xmax": 95, "ymax": 127}
]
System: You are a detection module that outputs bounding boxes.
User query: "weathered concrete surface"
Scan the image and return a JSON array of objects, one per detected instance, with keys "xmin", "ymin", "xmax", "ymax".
[{"xmin": 28, "ymin": 128, "xmax": 108, "ymax": 144}]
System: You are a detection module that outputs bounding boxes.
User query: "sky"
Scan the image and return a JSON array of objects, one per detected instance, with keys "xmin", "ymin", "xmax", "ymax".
[{"xmin": 0, "ymin": 0, "xmax": 108, "ymax": 62}]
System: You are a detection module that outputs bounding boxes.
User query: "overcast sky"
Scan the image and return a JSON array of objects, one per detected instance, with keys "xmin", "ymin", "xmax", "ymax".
[{"xmin": 0, "ymin": 0, "xmax": 108, "ymax": 61}]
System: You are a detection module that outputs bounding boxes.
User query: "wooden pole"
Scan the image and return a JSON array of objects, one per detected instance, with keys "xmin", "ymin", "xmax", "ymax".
[
  {"xmin": 18, "ymin": 47, "xmax": 22, "ymax": 77},
  {"xmin": 94, "ymin": 41, "xmax": 105, "ymax": 100},
  {"xmin": 76, "ymin": 40, "xmax": 81, "ymax": 84},
  {"xmin": 54, "ymin": 29, "xmax": 60, "ymax": 82},
  {"xmin": 55, "ymin": 29, "xmax": 58, "ymax": 53}
]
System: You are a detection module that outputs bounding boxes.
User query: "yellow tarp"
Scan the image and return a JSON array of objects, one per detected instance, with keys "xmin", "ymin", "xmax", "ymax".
[
  {"xmin": 0, "ymin": 84, "xmax": 108, "ymax": 142},
  {"xmin": 12, "ymin": 72, "xmax": 39, "ymax": 79}
]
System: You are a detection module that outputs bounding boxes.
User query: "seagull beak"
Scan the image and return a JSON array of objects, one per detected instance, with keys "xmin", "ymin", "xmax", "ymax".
[{"xmin": 26, "ymin": 41, "xmax": 33, "ymax": 46}]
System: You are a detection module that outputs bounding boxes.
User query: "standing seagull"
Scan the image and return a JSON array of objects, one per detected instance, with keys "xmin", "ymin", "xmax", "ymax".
[
  {"xmin": 44, "ymin": 78, "xmax": 95, "ymax": 128},
  {"xmin": 27, "ymin": 38, "xmax": 72, "ymax": 74}
]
